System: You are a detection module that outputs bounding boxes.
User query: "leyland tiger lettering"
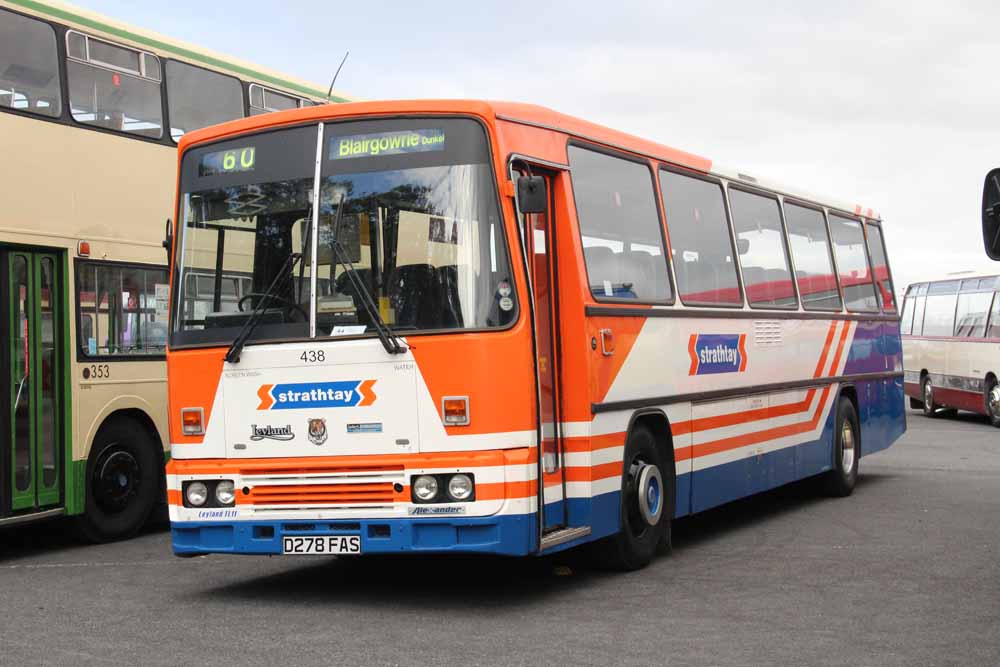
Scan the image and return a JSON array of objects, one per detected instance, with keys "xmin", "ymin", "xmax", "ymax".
[{"xmin": 165, "ymin": 100, "xmax": 905, "ymax": 569}]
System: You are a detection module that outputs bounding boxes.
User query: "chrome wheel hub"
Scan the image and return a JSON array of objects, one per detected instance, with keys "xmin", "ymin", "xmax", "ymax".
[
  {"xmin": 924, "ymin": 382, "xmax": 933, "ymax": 409},
  {"xmin": 636, "ymin": 463, "xmax": 663, "ymax": 526},
  {"xmin": 841, "ymin": 421, "xmax": 855, "ymax": 473},
  {"xmin": 988, "ymin": 385, "xmax": 1000, "ymax": 418}
]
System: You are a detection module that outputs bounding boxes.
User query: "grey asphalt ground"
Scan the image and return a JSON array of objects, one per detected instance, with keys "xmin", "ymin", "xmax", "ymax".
[{"xmin": 2, "ymin": 410, "xmax": 999, "ymax": 666}]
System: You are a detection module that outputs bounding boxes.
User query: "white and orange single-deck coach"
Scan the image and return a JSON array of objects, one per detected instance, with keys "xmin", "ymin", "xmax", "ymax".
[{"xmin": 165, "ymin": 100, "xmax": 905, "ymax": 569}]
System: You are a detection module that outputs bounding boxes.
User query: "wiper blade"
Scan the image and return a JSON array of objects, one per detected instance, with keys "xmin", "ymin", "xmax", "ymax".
[
  {"xmin": 224, "ymin": 252, "xmax": 302, "ymax": 364},
  {"xmin": 330, "ymin": 194, "xmax": 406, "ymax": 355}
]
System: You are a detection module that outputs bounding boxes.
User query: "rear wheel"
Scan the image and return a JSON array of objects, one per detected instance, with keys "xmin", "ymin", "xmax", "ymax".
[
  {"xmin": 595, "ymin": 425, "xmax": 672, "ymax": 571},
  {"xmin": 823, "ymin": 396, "xmax": 859, "ymax": 497},
  {"xmin": 75, "ymin": 418, "xmax": 160, "ymax": 543},
  {"xmin": 985, "ymin": 378, "xmax": 1000, "ymax": 428},
  {"xmin": 921, "ymin": 377, "xmax": 939, "ymax": 418}
]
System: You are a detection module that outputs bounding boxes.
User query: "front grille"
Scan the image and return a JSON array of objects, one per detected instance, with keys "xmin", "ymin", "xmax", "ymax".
[
  {"xmin": 238, "ymin": 463, "xmax": 406, "ymax": 511},
  {"xmin": 246, "ymin": 483, "xmax": 396, "ymax": 506}
]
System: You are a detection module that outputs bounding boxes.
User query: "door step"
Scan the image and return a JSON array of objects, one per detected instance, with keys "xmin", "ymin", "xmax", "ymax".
[
  {"xmin": 539, "ymin": 525, "xmax": 591, "ymax": 551},
  {"xmin": 0, "ymin": 507, "xmax": 64, "ymax": 527}
]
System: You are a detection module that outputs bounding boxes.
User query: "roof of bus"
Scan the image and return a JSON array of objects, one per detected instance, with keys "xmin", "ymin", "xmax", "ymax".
[
  {"xmin": 905, "ymin": 271, "xmax": 1000, "ymax": 289},
  {"xmin": 2, "ymin": 0, "xmax": 350, "ymax": 102},
  {"xmin": 178, "ymin": 98, "xmax": 881, "ymax": 220}
]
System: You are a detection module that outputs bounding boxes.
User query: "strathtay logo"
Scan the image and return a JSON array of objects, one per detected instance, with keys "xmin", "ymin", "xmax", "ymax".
[
  {"xmin": 688, "ymin": 334, "xmax": 748, "ymax": 375},
  {"xmin": 256, "ymin": 380, "xmax": 377, "ymax": 410}
]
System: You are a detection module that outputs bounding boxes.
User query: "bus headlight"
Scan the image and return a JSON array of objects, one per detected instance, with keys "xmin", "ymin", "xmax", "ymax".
[
  {"xmin": 185, "ymin": 481, "xmax": 209, "ymax": 507},
  {"xmin": 447, "ymin": 474, "xmax": 474, "ymax": 501},
  {"xmin": 412, "ymin": 475, "xmax": 439, "ymax": 502},
  {"xmin": 215, "ymin": 480, "xmax": 236, "ymax": 506}
]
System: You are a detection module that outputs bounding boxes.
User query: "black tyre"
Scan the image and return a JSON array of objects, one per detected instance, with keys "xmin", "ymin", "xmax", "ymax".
[
  {"xmin": 75, "ymin": 417, "xmax": 160, "ymax": 543},
  {"xmin": 921, "ymin": 376, "xmax": 939, "ymax": 418},
  {"xmin": 985, "ymin": 378, "xmax": 1000, "ymax": 428},
  {"xmin": 595, "ymin": 425, "xmax": 672, "ymax": 571},
  {"xmin": 823, "ymin": 396, "xmax": 860, "ymax": 497}
]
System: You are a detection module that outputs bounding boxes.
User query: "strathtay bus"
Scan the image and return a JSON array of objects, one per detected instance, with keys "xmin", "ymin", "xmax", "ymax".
[{"xmin": 165, "ymin": 99, "xmax": 904, "ymax": 569}]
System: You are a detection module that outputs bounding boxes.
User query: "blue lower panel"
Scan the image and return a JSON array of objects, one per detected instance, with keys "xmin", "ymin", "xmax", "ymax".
[{"xmin": 172, "ymin": 514, "xmax": 536, "ymax": 557}]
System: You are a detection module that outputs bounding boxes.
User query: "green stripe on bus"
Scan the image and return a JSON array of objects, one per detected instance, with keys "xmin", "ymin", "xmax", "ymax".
[{"xmin": 7, "ymin": 0, "xmax": 348, "ymax": 102}]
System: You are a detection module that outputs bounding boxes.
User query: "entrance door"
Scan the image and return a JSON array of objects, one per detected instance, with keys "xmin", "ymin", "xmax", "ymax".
[
  {"xmin": 515, "ymin": 169, "xmax": 567, "ymax": 533},
  {"xmin": 1, "ymin": 249, "xmax": 64, "ymax": 516}
]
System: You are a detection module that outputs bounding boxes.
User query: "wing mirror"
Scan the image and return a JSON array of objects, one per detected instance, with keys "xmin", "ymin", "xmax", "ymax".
[
  {"xmin": 982, "ymin": 168, "xmax": 1000, "ymax": 260},
  {"xmin": 162, "ymin": 218, "xmax": 173, "ymax": 262},
  {"xmin": 516, "ymin": 175, "xmax": 547, "ymax": 214}
]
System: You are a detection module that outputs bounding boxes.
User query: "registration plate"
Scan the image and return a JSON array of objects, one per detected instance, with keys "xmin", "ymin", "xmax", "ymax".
[{"xmin": 281, "ymin": 535, "xmax": 361, "ymax": 555}]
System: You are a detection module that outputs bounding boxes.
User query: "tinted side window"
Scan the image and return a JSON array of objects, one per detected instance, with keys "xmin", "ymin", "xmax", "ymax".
[
  {"xmin": 784, "ymin": 203, "xmax": 841, "ymax": 311},
  {"xmin": 660, "ymin": 170, "xmax": 740, "ymax": 305},
  {"xmin": 829, "ymin": 214, "xmax": 878, "ymax": 312},
  {"xmin": 77, "ymin": 262, "xmax": 170, "ymax": 356},
  {"xmin": 67, "ymin": 34, "xmax": 163, "ymax": 138},
  {"xmin": 899, "ymin": 290, "xmax": 914, "ymax": 335},
  {"xmin": 865, "ymin": 224, "xmax": 896, "ymax": 312},
  {"xmin": 988, "ymin": 293, "xmax": 1000, "ymax": 339},
  {"xmin": 0, "ymin": 9, "xmax": 62, "ymax": 117},
  {"xmin": 922, "ymin": 293, "xmax": 957, "ymax": 337},
  {"xmin": 249, "ymin": 84, "xmax": 307, "ymax": 115},
  {"xmin": 728, "ymin": 189, "xmax": 795, "ymax": 308},
  {"xmin": 955, "ymin": 292, "xmax": 993, "ymax": 337},
  {"xmin": 166, "ymin": 61, "xmax": 244, "ymax": 142},
  {"xmin": 912, "ymin": 294, "xmax": 927, "ymax": 335},
  {"xmin": 568, "ymin": 146, "xmax": 671, "ymax": 302}
]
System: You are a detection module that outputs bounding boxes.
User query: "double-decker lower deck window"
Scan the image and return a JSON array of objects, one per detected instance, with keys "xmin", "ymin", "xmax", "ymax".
[
  {"xmin": 828, "ymin": 214, "xmax": 878, "ymax": 312},
  {"xmin": 568, "ymin": 146, "xmax": 671, "ymax": 302},
  {"xmin": 728, "ymin": 188, "xmax": 795, "ymax": 308},
  {"xmin": 0, "ymin": 8, "xmax": 62, "ymax": 118},
  {"xmin": 76, "ymin": 262, "xmax": 170, "ymax": 357},
  {"xmin": 660, "ymin": 170, "xmax": 740, "ymax": 305}
]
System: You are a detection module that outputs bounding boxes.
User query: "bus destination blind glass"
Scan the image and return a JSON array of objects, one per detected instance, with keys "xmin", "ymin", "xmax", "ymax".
[
  {"xmin": 329, "ymin": 129, "xmax": 445, "ymax": 160},
  {"xmin": 198, "ymin": 146, "xmax": 256, "ymax": 177}
]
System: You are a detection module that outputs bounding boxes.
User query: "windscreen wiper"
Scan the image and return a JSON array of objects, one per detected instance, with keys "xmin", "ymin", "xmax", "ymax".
[
  {"xmin": 224, "ymin": 252, "xmax": 303, "ymax": 364},
  {"xmin": 330, "ymin": 194, "xmax": 406, "ymax": 355}
]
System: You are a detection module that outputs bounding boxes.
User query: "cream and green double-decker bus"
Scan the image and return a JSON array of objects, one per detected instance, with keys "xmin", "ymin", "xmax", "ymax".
[{"xmin": 0, "ymin": 0, "xmax": 349, "ymax": 539}]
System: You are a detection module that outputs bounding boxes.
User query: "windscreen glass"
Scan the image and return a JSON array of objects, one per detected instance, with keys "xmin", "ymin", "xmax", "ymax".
[{"xmin": 171, "ymin": 118, "xmax": 513, "ymax": 347}]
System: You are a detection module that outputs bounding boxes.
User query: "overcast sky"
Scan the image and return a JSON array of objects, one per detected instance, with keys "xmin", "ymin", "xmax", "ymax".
[{"xmin": 78, "ymin": 0, "xmax": 1000, "ymax": 292}]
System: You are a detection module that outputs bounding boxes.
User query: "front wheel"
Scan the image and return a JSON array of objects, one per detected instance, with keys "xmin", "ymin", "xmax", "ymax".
[
  {"xmin": 75, "ymin": 417, "xmax": 160, "ymax": 543},
  {"xmin": 823, "ymin": 396, "xmax": 860, "ymax": 497},
  {"xmin": 985, "ymin": 378, "xmax": 1000, "ymax": 428},
  {"xmin": 921, "ymin": 377, "xmax": 939, "ymax": 418},
  {"xmin": 595, "ymin": 425, "xmax": 672, "ymax": 571}
]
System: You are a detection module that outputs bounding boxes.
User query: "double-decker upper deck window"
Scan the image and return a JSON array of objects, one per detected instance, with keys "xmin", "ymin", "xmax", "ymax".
[
  {"xmin": 865, "ymin": 223, "xmax": 896, "ymax": 312},
  {"xmin": 728, "ymin": 188, "xmax": 796, "ymax": 308},
  {"xmin": 568, "ymin": 146, "xmax": 671, "ymax": 302},
  {"xmin": 0, "ymin": 8, "xmax": 62, "ymax": 118},
  {"xmin": 166, "ymin": 61, "xmax": 243, "ymax": 142},
  {"xmin": 76, "ymin": 261, "xmax": 170, "ymax": 357},
  {"xmin": 249, "ymin": 84, "xmax": 310, "ymax": 116},
  {"xmin": 783, "ymin": 203, "xmax": 842, "ymax": 311},
  {"xmin": 828, "ymin": 214, "xmax": 878, "ymax": 312},
  {"xmin": 66, "ymin": 32, "xmax": 163, "ymax": 138},
  {"xmin": 660, "ymin": 170, "xmax": 740, "ymax": 305}
]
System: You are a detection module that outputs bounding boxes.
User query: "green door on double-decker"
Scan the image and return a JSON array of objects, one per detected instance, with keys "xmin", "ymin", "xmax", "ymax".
[{"xmin": 3, "ymin": 249, "xmax": 64, "ymax": 514}]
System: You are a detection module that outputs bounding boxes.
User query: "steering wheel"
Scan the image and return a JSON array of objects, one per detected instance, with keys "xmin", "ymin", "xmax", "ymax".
[{"xmin": 237, "ymin": 293, "xmax": 308, "ymax": 322}]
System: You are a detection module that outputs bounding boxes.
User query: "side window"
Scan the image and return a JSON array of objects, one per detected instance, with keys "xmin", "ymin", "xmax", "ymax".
[
  {"xmin": 783, "ymin": 203, "xmax": 841, "ymax": 311},
  {"xmin": 911, "ymin": 284, "xmax": 927, "ymax": 335},
  {"xmin": 828, "ymin": 214, "xmax": 878, "ymax": 312},
  {"xmin": 166, "ymin": 61, "xmax": 244, "ymax": 142},
  {"xmin": 728, "ymin": 189, "xmax": 795, "ymax": 308},
  {"xmin": 864, "ymin": 223, "xmax": 896, "ymax": 312},
  {"xmin": 0, "ymin": 9, "xmax": 62, "ymax": 118},
  {"xmin": 568, "ymin": 146, "xmax": 672, "ymax": 302},
  {"xmin": 899, "ymin": 288, "xmax": 914, "ymax": 335},
  {"xmin": 921, "ymin": 281, "xmax": 959, "ymax": 338},
  {"xmin": 988, "ymin": 293, "xmax": 1000, "ymax": 339},
  {"xmin": 660, "ymin": 169, "xmax": 741, "ymax": 305},
  {"xmin": 66, "ymin": 32, "xmax": 163, "ymax": 138},
  {"xmin": 76, "ymin": 262, "xmax": 170, "ymax": 357},
  {"xmin": 248, "ymin": 83, "xmax": 310, "ymax": 115},
  {"xmin": 955, "ymin": 291, "xmax": 993, "ymax": 337}
]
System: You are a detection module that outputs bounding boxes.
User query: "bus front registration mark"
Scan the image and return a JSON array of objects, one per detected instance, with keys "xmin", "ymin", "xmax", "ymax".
[{"xmin": 282, "ymin": 536, "xmax": 361, "ymax": 555}]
